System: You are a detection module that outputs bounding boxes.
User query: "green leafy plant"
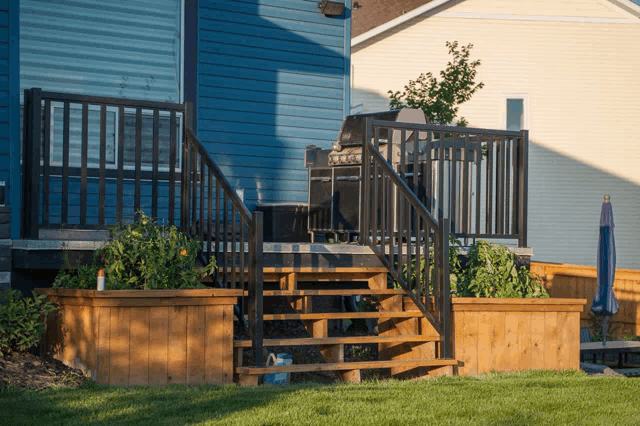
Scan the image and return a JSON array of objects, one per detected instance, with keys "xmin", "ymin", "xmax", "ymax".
[
  {"xmin": 457, "ymin": 240, "xmax": 548, "ymax": 298},
  {"xmin": 0, "ymin": 289, "xmax": 57, "ymax": 353},
  {"xmin": 388, "ymin": 41, "xmax": 484, "ymax": 126},
  {"xmin": 397, "ymin": 238, "xmax": 547, "ymax": 299},
  {"xmin": 396, "ymin": 233, "xmax": 462, "ymax": 295},
  {"xmin": 54, "ymin": 212, "xmax": 216, "ymax": 290}
]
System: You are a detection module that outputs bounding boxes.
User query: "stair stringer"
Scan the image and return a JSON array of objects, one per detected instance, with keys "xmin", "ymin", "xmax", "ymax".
[{"xmin": 368, "ymin": 272, "xmax": 442, "ymax": 379}]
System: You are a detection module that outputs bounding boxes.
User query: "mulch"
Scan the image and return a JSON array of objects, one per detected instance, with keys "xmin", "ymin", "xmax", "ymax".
[{"xmin": 0, "ymin": 351, "xmax": 90, "ymax": 392}]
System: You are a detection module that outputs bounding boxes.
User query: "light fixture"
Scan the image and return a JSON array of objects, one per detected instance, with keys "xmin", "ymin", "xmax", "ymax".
[{"xmin": 318, "ymin": 0, "xmax": 345, "ymax": 17}]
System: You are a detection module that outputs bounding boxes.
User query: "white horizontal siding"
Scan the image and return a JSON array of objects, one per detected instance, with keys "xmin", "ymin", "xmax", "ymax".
[{"xmin": 352, "ymin": 0, "xmax": 640, "ymax": 267}]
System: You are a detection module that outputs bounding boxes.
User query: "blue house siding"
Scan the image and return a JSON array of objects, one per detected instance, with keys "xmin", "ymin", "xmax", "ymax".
[
  {"xmin": 6, "ymin": 0, "xmax": 351, "ymax": 235},
  {"xmin": 197, "ymin": 0, "xmax": 350, "ymax": 209},
  {"xmin": 5, "ymin": 0, "xmax": 19, "ymax": 238}
]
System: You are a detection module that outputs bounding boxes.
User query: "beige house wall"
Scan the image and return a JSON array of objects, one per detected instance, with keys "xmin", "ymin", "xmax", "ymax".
[{"xmin": 351, "ymin": 0, "xmax": 640, "ymax": 268}]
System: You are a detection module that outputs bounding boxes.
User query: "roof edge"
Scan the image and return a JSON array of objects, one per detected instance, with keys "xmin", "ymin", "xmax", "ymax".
[
  {"xmin": 351, "ymin": 0, "xmax": 640, "ymax": 48},
  {"xmin": 351, "ymin": 0, "xmax": 453, "ymax": 47}
]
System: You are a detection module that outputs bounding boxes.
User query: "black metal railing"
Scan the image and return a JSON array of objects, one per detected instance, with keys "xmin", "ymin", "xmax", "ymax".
[
  {"xmin": 22, "ymin": 88, "xmax": 186, "ymax": 235},
  {"xmin": 181, "ymin": 128, "xmax": 264, "ymax": 365},
  {"xmin": 367, "ymin": 119, "xmax": 528, "ymax": 247},
  {"xmin": 23, "ymin": 88, "xmax": 265, "ymax": 365},
  {"xmin": 360, "ymin": 119, "xmax": 451, "ymax": 358}
]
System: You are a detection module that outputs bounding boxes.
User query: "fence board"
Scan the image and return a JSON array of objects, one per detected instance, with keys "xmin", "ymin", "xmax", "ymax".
[{"xmin": 532, "ymin": 262, "xmax": 640, "ymax": 336}]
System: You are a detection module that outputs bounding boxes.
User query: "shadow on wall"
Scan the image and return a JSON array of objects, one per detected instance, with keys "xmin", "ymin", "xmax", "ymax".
[
  {"xmin": 197, "ymin": 0, "xmax": 350, "ymax": 210},
  {"xmin": 351, "ymin": 87, "xmax": 391, "ymax": 114},
  {"xmin": 524, "ymin": 141, "xmax": 639, "ymax": 269}
]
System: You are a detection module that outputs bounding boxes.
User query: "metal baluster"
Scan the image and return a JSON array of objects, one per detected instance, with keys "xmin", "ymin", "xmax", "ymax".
[
  {"xmin": 42, "ymin": 100, "xmax": 51, "ymax": 227},
  {"xmin": 168, "ymin": 111, "xmax": 177, "ymax": 226},
  {"xmin": 98, "ymin": 104, "xmax": 107, "ymax": 226}
]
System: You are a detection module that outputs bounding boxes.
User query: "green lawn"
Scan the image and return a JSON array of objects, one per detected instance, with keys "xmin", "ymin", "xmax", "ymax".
[{"xmin": 2, "ymin": 371, "xmax": 639, "ymax": 426}]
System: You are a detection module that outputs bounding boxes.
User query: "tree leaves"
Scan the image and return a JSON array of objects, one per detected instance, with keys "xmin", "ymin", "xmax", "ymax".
[{"xmin": 388, "ymin": 41, "xmax": 484, "ymax": 126}]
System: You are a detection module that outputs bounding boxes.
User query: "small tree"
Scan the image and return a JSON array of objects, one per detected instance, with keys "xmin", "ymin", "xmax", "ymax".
[{"xmin": 388, "ymin": 41, "xmax": 484, "ymax": 126}]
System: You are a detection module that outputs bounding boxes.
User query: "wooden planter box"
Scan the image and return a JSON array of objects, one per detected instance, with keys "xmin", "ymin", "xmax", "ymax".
[
  {"xmin": 452, "ymin": 298, "xmax": 587, "ymax": 375},
  {"xmin": 37, "ymin": 288, "xmax": 242, "ymax": 386}
]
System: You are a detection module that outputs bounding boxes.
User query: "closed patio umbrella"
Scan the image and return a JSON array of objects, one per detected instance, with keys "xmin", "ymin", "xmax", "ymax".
[{"xmin": 591, "ymin": 194, "xmax": 619, "ymax": 346}]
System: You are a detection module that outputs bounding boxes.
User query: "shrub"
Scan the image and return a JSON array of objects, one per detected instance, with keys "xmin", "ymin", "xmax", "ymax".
[
  {"xmin": 457, "ymin": 240, "xmax": 548, "ymax": 298},
  {"xmin": 399, "ymin": 238, "xmax": 548, "ymax": 298},
  {"xmin": 0, "ymin": 289, "xmax": 57, "ymax": 353},
  {"xmin": 54, "ymin": 212, "xmax": 216, "ymax": 290}
]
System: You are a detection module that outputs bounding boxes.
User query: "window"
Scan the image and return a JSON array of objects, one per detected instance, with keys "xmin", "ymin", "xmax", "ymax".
[{"xmin": 506, "ymin": 99, "xmax": 524, "ymax": 131}]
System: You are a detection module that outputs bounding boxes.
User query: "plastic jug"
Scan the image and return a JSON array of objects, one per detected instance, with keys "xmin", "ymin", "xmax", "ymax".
[{"xmin": 263, "ymin": 353, "xmax": 292, "ymax": 385}]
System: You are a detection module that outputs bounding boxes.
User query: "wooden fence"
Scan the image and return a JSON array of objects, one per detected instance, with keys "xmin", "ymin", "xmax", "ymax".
[{"xmin": 530, "ymin": 262, "xmax": 640, "ymax": 336}]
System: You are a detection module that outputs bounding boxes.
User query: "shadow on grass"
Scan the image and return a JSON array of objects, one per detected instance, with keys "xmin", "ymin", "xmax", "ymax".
[{"xmin": 1, "ymin": 382, "xmax": 307, "ymax": 426}]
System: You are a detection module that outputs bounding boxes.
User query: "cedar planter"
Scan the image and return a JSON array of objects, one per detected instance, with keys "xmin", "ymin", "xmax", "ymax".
[
  {"xmin": 37, "ymin": 288, "xmax": 242, "ymax": 386},
  {"xmin": 452, "ymin": 298, "xmax": 586, "ymax": 375},
  {"xmin": 402, "ymin": 296, "xmax": 587, "ymax": 375}
]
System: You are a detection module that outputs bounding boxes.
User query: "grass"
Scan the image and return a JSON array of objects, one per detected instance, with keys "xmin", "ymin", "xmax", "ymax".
[{"xmin": 2, "ymin": 370, "xmax": 640, "ymax": 426}]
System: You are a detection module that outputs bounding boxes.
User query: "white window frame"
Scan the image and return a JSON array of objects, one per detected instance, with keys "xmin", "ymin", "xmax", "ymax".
[{"xmin": 499, "ymin": 93, "xmax": 530, "ymax": 133}]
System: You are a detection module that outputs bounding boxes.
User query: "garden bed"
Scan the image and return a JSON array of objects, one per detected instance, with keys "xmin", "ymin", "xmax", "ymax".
[
  {"xmin": 37, "ymin": 288, "xmax": 241, "ymax": 386},
  {"xmin": 452, "ymin": 298, "xmax": 587, "ymax": 375}
]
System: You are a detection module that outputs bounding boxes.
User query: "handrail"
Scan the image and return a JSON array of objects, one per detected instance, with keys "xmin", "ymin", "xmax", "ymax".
[
  {"xmin": 39, "ymin": 90, "xmax": 185, "ymax": 111},
  {"xmin": 368, "ymin": 118, "xmax": 528, "ymax": 247},
  {"xmin": 371, "ymin": 119, "xmax": 522, "ymax": 137},
  {"xmin": 183, "ymin": 128, "xmax": 252, "ymax": 223},
  {"xmin": 181, "ymin": 128, "xmax": 264, "ymax": 367},
  {"xmin": 23, "ymin": 88, "xmax": 265, "ymax": 367},
  {"xmin": 365, "ymin": 138, "xmax": 439, "ymax": 231},
  {"xmin": 360, "ymin": 119, "xmax": 451, "ymax": 357},
  {"xmin": 21, "ymin": 88, "xmax": 186, "ymax": 236}
]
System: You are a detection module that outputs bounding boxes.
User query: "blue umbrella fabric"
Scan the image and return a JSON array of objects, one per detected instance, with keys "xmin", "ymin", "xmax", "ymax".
[{"xmin": 591, "ymin": 197, "xmax": 618, "ymax": 345}]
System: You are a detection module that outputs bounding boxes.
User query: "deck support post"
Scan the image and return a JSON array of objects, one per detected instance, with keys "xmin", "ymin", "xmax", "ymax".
[
  {"xmin": 249, "ymin": 211, "xmax": 264, "ymax": 367},
  {"xmin": 439, "ymin": 217, "xmax": 451, "ymax": 359},
  {"xmin": 22, "ymin": 88, "xmax": 42, "ymax": 239}
]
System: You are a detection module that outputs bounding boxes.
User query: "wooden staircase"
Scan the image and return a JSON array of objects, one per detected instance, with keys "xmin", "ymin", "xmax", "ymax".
[{"xmin": 233, "ymin": 267, "xmax": 456, "ymax": 385}]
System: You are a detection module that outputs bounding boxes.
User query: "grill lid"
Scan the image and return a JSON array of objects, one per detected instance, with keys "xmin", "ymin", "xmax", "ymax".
[{"xmin": 333, "ymin": 109, "xmax": 427, "ymax": 151}]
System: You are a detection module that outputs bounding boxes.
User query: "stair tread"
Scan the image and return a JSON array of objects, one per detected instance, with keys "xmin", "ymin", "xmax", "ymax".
[
  {"xmin": 233, "ymin": 335, "xmax": 440, "ymax": 347},
  {"xmin": 236, "ymin": 359, "xmax": 457, "ymax": 374},
  {"xmin": 243, "ymin": 289, "xmax": 405, "ymax": 296},
  {"xmin": 243, "ymin": 312, "xmax": 424, "ymax": 321}
]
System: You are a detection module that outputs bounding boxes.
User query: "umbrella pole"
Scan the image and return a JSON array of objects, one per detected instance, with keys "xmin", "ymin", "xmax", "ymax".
[{"xmin": 602, "ymin": 316, "xmax": 607, "ymax": 347}]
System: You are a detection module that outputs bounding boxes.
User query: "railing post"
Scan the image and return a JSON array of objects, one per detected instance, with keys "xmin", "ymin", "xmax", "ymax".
[
  {"xmin": 359, "ymin": 118, "xmax": 372, "ymax": 245},
  {"xmin": 249, "ymin": 211, "xmax": 264, "ymax": 368},
  {"xmin": 439, "ymin": 217, "xmax": 451, "ymax": 359},
  {"xmin": 518, "ymin": 130, "xmax": 529, "ymax": 248},
  {"xmin": 22, "ymin": 88, "xmax": 42, "ymax": 239}
]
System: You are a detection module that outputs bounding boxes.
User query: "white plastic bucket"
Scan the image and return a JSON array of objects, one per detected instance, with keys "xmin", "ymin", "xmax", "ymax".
[{"xmin": 263, "ymin": 353, "xmax": 292, "ymax": 385}]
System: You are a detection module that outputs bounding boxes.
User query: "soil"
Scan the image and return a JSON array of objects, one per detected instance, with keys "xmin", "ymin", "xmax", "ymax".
[{"xmin": 0, "ymin": 350, "xmax": 90, "ymax": 392}]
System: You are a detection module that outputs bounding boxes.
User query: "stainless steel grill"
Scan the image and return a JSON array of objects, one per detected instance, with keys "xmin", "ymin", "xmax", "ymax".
[{"xmin": 305, "ymin": 109, "xmax": 428, "ymax": 240}]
